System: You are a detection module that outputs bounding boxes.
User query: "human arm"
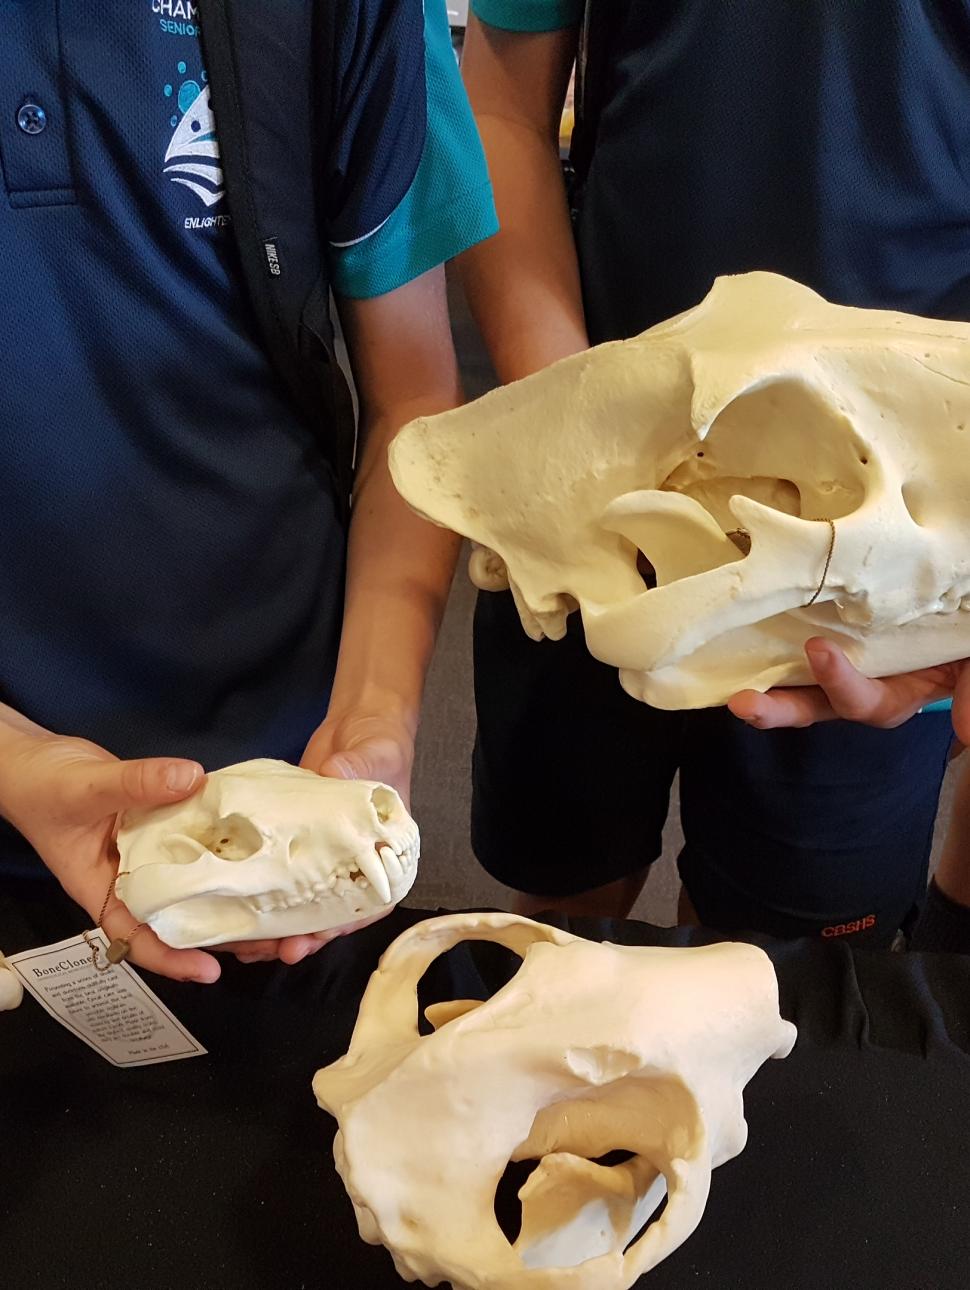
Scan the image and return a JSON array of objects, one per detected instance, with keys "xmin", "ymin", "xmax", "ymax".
[
  {"xmin": 0, "ymin": 702, "xmax": 221, "ymax": 983},
  {"xmin": 458, "ymin": 14, "xmax": 588, "ymax": 381},
  {"xmin": 280, "ymin": 277, "xmax": 465, "ymax": 963},
  {"xmin": 299, "ymin": 267, "xmax": 463, "ymax": 801},
  {"xmin": 297, "ymin": 0, "xmax": 495, "ymax": 801},
  {"xmin": 270, "ymin": 0, "xmax": 499, "ymax": 960}
]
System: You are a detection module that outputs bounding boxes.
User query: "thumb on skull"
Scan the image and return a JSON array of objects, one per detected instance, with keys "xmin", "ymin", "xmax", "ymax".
[
  {"xmin": 318, "ymin": 751, "xmax": 365, "ymax": 782},
  {"xmin": 80, "ymin": 757, "xmax": 204, "ymax": 820}
]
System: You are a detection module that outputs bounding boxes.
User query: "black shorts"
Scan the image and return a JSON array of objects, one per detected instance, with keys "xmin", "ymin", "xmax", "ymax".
[{"xmin": 471, "ymin": 591, "xmax": 953, "ymax": 948}]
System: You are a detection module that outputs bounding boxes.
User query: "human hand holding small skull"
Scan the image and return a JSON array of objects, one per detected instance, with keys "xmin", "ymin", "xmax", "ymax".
[
  {"xmin": 0, "ymin": 713, "xmax": 221, "ymax": 984},
  {"xmin": 0, "ymin": 703, "xmax": 411, "ymax": 979}
]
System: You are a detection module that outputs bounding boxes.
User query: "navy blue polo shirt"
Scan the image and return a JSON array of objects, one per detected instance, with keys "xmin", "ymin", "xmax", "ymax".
[
  {"xmin": 475, "ymin": 0, "xmax": 970, "ymax": 333},
  {"xmin": 0, "ymin": 2, "xmax": 496, "ymax": 873}
]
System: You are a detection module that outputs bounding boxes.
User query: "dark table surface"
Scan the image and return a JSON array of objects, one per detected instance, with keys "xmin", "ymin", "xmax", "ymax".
[{"xmin": 1, "ymin": 879, "xmax": 969, "ymax": 1290}]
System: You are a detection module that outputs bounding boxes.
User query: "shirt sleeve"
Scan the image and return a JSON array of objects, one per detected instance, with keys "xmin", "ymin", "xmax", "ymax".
[
  {"xmin": 328, "ymin": 1, "xmax": 498, "ymax": 300},
  {"xmin": 471, "ymin": 0, "xmax": 583, "ymax": 32}
]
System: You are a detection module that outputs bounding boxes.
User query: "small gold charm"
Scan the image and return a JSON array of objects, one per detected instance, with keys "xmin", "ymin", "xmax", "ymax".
[{"xmin": 106, "ymin": 938, "xmax": 132, "ymax": 966}]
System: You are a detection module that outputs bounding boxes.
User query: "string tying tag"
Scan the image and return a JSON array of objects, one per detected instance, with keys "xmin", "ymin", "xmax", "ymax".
[{"xmin": 81, "ymin": 871, "xmax": 145, "ymax": 972}]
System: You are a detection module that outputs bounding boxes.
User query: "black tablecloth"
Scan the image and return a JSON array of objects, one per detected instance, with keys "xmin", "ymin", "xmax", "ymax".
[{"xmin": 1, "ymin": 880, "xmax": 968, "ymax": 1290}]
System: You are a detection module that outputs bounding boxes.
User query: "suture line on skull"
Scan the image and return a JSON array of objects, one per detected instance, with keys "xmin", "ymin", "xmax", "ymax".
[{"xmin": 727, "ymin": 517, "xmax": 836, "ymax": 606}]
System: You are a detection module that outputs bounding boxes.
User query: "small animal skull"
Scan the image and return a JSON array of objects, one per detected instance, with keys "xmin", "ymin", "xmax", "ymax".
[
  {"xmin": 390, "ymin": 272, "xmax": 970, "ymax": 708},
  {"xmin": 116, "ymin": 759, "xmax": 419, "ymax": 948},
  {"xmin": 314, "ymin": 913, "xmax": 796, "ymax": 1289}
]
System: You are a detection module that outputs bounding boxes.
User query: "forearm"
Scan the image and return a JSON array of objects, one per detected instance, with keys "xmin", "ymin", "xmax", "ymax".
[
  {"xmin": 0, "ymin": 703, "xmax": 53, "ymax": 819},
  {"xmin": 459, "ymin": 20, "xmax": 587, "ymax": 381},
  {"xmin": 325, "ymin": 266, "xmax": 468, "ymax": 731},
  {"xmin": 327, "ymin": 410, "xmax": 461, "ymax": 728}
]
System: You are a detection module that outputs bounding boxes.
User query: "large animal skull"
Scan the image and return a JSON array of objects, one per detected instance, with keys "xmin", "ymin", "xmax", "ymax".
[
  {"xmin": 390, "ymin": 273, "xmax": 970, "ymax": 708},
  {"xmin": 314, "ymin": 913, "xmax": 796, "ymax": 1289},
  {"xmin": 115, "ymin": 759, "xmax": 419, "ymax": 948}
]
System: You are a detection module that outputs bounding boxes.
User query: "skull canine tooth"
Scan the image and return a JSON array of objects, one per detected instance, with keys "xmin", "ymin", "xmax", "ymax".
[
  {"xmin": 378, "ymin": 845, "xmax": 404, "ymax": 886},
  {"xmin": 358, "ymin": 846, "xmax": 393, "ymax": 904}
]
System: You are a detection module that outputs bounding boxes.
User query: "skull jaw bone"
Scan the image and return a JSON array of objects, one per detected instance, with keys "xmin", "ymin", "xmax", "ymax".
[{"xmin": 116, "ymin": 759, "xmax": 419, "ymax": 949}]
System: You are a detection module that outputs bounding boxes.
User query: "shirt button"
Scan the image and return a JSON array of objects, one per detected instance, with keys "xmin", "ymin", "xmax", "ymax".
[{"xmin": 17, "ymin": 102, "xmax": 48, "ymax": 135}]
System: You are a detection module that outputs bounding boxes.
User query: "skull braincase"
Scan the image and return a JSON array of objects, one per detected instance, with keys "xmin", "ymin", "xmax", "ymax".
[
  {"xmin": 389, "ymin": 272, "xmax": 970, "ymax": 708},
  {"xmin": 313, "ymin": 913, "xmax": 796, "ymax": 1290},
  {"xmin": 115, "ymin": 759, "xmax": 419, "ymax": 949}
]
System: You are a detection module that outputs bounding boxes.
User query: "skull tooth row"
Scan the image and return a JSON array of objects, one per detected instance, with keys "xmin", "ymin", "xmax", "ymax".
[
  {"xmin": 241, "ymin": 845, "xmax": 416, "ymax": 914},
  {"xmin": 116, "ymin": 760, "xmax": 420, "ymax": 948}
]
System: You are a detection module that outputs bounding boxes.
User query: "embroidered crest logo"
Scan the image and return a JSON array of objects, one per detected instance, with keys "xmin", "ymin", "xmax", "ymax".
[{"xmin": 163, "ymin": 67, "xmax": 224, "ymax": 207}]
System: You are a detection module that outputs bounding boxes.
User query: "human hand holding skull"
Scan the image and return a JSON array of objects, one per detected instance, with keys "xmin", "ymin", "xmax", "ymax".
[
  {"xmin": 0, "ymin": 702, "xmax": 419, "ymax": 979},
  {"xmin": 0, "ymin": 721, "xmax": 221, "ymax": 984},
  {"xmin": 729, "ymin": 638, "xmax": 970, "ymax": 736},
  {"xmin": 232, "ymin": 708, "xmax": 415, "ymax": 966}
]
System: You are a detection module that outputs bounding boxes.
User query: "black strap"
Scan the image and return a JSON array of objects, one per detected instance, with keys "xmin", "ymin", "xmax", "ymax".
[
  {"xmin": 569, "ymin": 0, "xmax": 615, "ymax": 195},
  {"xmin": 199, "ymin": 0, "xmax": 356, "ymax": 522}
]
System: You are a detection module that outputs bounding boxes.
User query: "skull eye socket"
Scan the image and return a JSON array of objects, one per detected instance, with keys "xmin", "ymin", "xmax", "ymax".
[
  {"xmin": 370, "ymin": 786, "xmax": 400, "ymax": 825},
  {"xmin": 493, "ymin": 1073, "xmax": 701, "ymax": 1271},
  {"xmin": 901, "ymin": 480, "xmax": 932, "ymax": 526},
  {"xmin": 494, "ymin": 1152, "xmax": 669, "ymax": 1260},
  {"xmin": 180, "ymin": 814, "xmax": 264, "ymax": 861}
]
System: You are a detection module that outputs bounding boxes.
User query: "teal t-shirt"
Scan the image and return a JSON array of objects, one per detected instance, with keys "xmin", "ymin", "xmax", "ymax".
[
  {"xmin": 333, "ymin": 0, "xmax": 498, "ymax": 296},
  {"xmin": 471, "ymin": 0, "xmax": 581, "ymax": 32}
]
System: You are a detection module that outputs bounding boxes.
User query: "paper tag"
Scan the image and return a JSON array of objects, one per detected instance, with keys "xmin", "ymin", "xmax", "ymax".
[{"xmin": 7, "ymin": 931, "xmax": 207, "ymax": 1067}]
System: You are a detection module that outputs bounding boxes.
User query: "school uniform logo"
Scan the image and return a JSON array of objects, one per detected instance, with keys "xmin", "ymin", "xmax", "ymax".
[{"xmin": 163, "ymin": 67, "xmax": 224, "ymax": 208}]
